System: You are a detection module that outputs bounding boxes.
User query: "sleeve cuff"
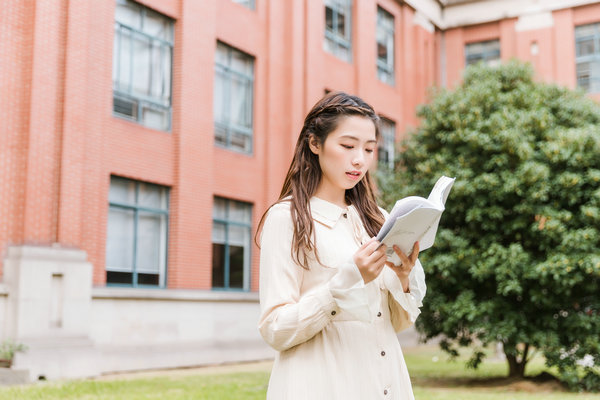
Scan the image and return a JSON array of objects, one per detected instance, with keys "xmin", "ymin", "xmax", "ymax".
[
  {"xmin": 383, "ymin": 268, "xmax": 421, "ymax": 323},
  {"xmin": 327, "ymin": 259, "xmax": 371, "ymax": 322}
]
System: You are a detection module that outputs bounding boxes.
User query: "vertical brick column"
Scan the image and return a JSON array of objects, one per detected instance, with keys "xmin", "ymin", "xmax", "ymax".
[
  {"xmin": 167, "ymin": 0, "xmax": 217, "ymax": 289},
  {"xmin": 0, "ymin": 2, "xmax": 35, "ymax": 278},
  {"xmin": 57, "ymin": 0, "xmax": 92, "ymax": 247},
  {"xmin": 22, "ymin": 0, "xmax": 68, "ymax": 246}
]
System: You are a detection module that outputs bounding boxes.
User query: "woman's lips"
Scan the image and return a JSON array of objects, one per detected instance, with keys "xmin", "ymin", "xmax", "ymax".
[{"xmin": 346, "ymin": 171, "xmax": 361, "ymax": 180}]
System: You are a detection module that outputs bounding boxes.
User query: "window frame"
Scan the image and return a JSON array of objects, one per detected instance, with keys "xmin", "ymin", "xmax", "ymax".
[
  {"xmin": 575, "ymin": 22, "xmax": 600, "ymax": 93},
  {"xmin": 214, "ymin": 42, "xmax": 255, "ymax": 154},
  {"xmin": 112, "ymin": 0, "xmax": 174, "ymax": 131},
  {"xmin": 324, "ymin": 0, "xmax": 353, "ymax": 62},
  {"xmin": 376, "ymin": 6, "xmax": 395, "ymax": 85},
  {"xmin": 106, "ymin": 177, "xmax": 170, "ymax": 289},
  {"xmin": 212, "ymin": 198, "xmax": 253, "ymax": 292},
  {"xmin": 377, "ymin": 116, "xmax": 396, "ymax": 170},
  {"xmin": 465, "ymin": 39, "xmax": 501, "ymax": 67}
]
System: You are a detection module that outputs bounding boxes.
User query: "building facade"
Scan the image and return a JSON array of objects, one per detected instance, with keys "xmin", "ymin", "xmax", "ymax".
[{"xmin": 1, "ymin": 0, "xmax": 599, "ymax": 380}]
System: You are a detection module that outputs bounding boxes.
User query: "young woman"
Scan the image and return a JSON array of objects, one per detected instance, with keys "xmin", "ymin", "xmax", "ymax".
[{"xmin": 257, "ymin": 92, "xmax": 426, "ymax": 399}]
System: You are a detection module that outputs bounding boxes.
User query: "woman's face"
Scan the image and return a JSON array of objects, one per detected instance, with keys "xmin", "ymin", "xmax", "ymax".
[{"xmin": 309, "ymin": 115, "xmax": 377, "ymax": 196}]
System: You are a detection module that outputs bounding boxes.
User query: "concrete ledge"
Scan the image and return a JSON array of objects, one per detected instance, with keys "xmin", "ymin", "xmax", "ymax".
[
  {"xmin": 0, "ymin": 368, "xmax": 31, "ymax": 385},
  {"xmin": 92, "ymin": 287, "xmax": 259, "ymax": 303},
  {"xmin": 6, "ymin": 245, "xmax": 88, "ymax": 263}
]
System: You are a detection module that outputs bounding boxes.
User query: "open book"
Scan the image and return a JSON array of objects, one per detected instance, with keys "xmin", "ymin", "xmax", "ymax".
[{"xmin": 377, "ymin": 176, "xmax": 455, "ymax": 264}]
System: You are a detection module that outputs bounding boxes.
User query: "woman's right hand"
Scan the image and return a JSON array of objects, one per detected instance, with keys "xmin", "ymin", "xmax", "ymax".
[{"xmin": 353, "ymin": 238, "xmax": 388, "ymax": 284}]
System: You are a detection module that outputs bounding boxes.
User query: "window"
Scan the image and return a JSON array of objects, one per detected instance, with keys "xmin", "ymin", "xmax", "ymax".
[
  {"xmin": 112, "ymin": 0, "xmax": 174, "ymax": 131},
  {"xmin": 214, "ymin": 42, "xmax": 255, "ymax": 153},
  {"xmin": 324, "ymin": 0, "xmax": 352, "ymax": 62},
  {"xmin": 376, "ymin": 6, "xmax": 395, "ymax": 85},
  {"xmin": 575, "ymin": 23, "xmax": 600, "ymax": 93},
  {"xmin": 212, "ymin": 198, "xmax": 252, "ymax": 291},
  {"xmin": 465, "ymin": 39, "xmax": 500, "ymax": 67},
  {"xmin": 378, "ymin": 117, "xmax": 395, "ymax": 169},
  {"xmin": 232, "ymin": 0, "xmax": 255, "ymax": 10},
  {"xmin": 106, "ymin": 177, "xmax": 169, "ymax": 287}
]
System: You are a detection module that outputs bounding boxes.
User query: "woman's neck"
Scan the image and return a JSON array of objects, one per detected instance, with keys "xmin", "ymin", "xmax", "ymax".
[{"xmin": 313, "ymin": 185, "xmax": 348, "ymax": 208}]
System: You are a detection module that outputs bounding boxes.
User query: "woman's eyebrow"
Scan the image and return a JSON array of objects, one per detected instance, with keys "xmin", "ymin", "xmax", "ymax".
[{"xmin": 339, "ymin": 134, "xmax": 377, "ymax": 143}]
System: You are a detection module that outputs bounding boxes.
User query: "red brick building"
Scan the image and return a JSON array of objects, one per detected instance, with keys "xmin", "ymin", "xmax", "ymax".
[{"xmin": 1, "ymin": 0, "xmax": 599, "ymax": 380}]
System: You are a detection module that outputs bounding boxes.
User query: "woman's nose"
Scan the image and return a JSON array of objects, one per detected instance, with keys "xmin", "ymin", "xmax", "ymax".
[{"xmin": 352, "ymin": 152, "xmax": 364, "ymax": 166}]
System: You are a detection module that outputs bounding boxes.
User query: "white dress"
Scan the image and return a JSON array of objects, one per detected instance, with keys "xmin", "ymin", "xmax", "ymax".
[{"xmin": 258, "ymin": 197, "xmax": 426, "ymax": 400}]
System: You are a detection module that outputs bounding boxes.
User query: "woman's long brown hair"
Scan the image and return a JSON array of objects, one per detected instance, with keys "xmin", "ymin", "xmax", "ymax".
[{"xmin": 255, "ymin": 92, "xmax": 385, "ymax": 269}]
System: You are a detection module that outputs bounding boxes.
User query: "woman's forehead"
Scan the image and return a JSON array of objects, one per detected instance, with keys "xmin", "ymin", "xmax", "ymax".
[{"xmin": 329, "ymin": 116, "xmax": 377, "ymax": 141}]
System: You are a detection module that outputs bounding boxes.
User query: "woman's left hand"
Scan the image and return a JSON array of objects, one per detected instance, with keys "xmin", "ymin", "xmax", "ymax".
[{"xmin": 385, "ymin": 241, "xmax": 419, "ymax": 293}]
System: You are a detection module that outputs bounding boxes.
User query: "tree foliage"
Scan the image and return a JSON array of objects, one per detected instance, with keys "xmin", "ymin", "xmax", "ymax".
[{"xmin": 379, "ymin": 61, "xmax": 600, "ymax": 391}]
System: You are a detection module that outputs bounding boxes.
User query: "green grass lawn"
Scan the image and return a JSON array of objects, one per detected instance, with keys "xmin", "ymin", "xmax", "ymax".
[{"xmin": 1, "ymin": 346, "xmax": 599, "ymax": 400}]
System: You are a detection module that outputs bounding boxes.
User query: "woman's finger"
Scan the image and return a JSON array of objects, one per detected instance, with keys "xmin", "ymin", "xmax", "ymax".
[
  {"xmin": 359, "ymin": 237, "xmax": 378, "ymax": 250},
  {"xmin": 393, "ymin": 245, "xmax": 410, "ymax": 265},
  {"xmin": 409, "ymin": 241, "xmax": 420, "ymax": 265}
]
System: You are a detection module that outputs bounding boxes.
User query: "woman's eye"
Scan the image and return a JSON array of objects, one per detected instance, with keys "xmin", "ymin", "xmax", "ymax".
[
  {"xmin": 341, "ymin": 144, "xmax": 353, "ymax": 149},
  {"xmin": 365, "ymin": 148, "xmax": 374, "ymax": 153}
]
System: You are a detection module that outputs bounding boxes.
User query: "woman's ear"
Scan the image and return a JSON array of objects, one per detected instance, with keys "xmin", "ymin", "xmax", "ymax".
[{"xmin": 308, "ymin": 134, "xmax": 321, "ymax": 155}]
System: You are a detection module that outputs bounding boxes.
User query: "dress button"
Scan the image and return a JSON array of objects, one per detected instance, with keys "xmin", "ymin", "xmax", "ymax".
[
  {"xmin": 381, "ymin": 351, "xmax": 386, "ymax": 356},
  {"xmin": 377, "ymin": 312, "xmax": 382, "ymax": 317},
  {"xmin": 384, "ymin": 389, "xmax": 388, "ymax": 395},
  {"xmin": 342, "ymin": 213, "xmax": 348, "ymax": 218},
  {"xmin": 331, "ymin": 310, "xmax": 336, "ymax": 316}
]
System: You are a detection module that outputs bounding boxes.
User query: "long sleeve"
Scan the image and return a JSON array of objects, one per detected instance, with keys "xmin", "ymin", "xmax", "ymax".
[
  {"xmin": 382, "ymin": 259, "xmax": 426, "ymax": 332},
  {"xmin": 376, "ymin": 206, "xmax": 427, "ymax": 332},
  {"xmin": 258, "ymin": 204, "xmax": 371, "ymax": 352}
]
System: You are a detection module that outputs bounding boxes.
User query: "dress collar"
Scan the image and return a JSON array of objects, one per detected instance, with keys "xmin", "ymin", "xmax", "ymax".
[{"xmin": 310, "ymin": 197, "xmax": 349, "ymax": 228}]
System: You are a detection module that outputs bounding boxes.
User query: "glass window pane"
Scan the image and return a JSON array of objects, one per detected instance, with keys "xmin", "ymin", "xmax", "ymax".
[
  {"xmin": 138, "ymin": 183, "xmax": 166, "ymax": 209},
  {"xmin": 149, "ymin": 42, "xmax": 163, "ymax": 99},
  {"xmin": 213, "ymin": 198, "xmax": 227, "ymax": 219},
  {"xmin": 575, "ymin": 24, "xmax": 598, "ymax": 38},
  {"xmin": 377, "ymin": 41, "xmax": 388, "ymax": 63},
  {"xmin": 138, "ymin": 273, "xmax": 159, "ymax": 286},
  {"xmin": 230, "ymin": 76, "xmax": 252, "ymax": 128},
  {"xmin": 337, "ymin": 11, "xmax": 346, "ymax": 37},
  {"xmin": 325, "ymin": 6, "xmax": 334, "ymax": 32},
  {"xmin": 465, "ymin": 40, "xmax": 500, "ymax": 66},
  {"xmin": 144, "ymin": 9, "xmax": 170, "ymax": 41},
  {"xmin": 212, "ymin": 243, "xmax": 225, "ymax": 287},
  {"xmin": 159, "ymin": 45, "xmax": 172, "ymax": 103},
  {"xmin": 577, "ymin": 38, "xmax": 595, "ymax": 57},
  {"xmin": 132, "ymin": 35, "xmax": 151, "ymax": 97},
  {"xmin": 107, "ymin": 271, "xmax": 133, "ymax": 285},
  {"xmin": 214, "ymin": 69, "xmax": 227, "ymax": 125},
  {"xmin": 228, "ymin": 225, "xmax": 248, "ymax": 246},
  {"xmin": 214, "ymin": 44, "xmax": 254, "ymax": 152},
  {"xmin": 213, "ymin": 221, "xmax": 226, "ymax": 243},
  {"xmin": 231, "ymin": 50, "xmax": 253, "ymax": 76},
  {"xmin": 115, "ymin": 0, "xmax": 141, "ymax": 29},
  {"xmin": 117, "ymin": 28, "xmax": 132, "ymax": 91},
  {"xmin": 216, "ymin": 43, "xmax": 229, "ymax": 66},
  {"xmin": 109, "ymin": 177, "xmax": 136, "ymax": 204},
  {"xmin": 142, "ymin": 104, "xmax": 169, "ymax": 131},
  {"xmin": 113, "ymin": 28, "xmax": 120, "ymax": 85},
  {"xmin": 215, "ymin": 124, "xmax": 228, "ymax": 146},
  {"xmin": 136, "ymin": 212, "xmax": 165, "ymax": 273},
  {"xmin": 230, "ymin": 131, "xmax": 252, "ymax": 152},
  {"xmin": 229, "ymin": 202, "xmax": 251, "ymax": 223},
  {"xmin": 229, "ymin": 245, "xmax": 244, "ymax": 289},
  {"xmin": 232, "ymin": 0, "xmax": 254, "ymax": 10},
  {"xmin": 106, "ymin": 207, "xmax": 135, "ymax": 270}
]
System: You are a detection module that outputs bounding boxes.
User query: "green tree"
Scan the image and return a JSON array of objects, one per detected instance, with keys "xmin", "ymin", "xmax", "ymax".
[{"xmin": 379, "ymin": 61, "xmax": 600, "ymax": 390}]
